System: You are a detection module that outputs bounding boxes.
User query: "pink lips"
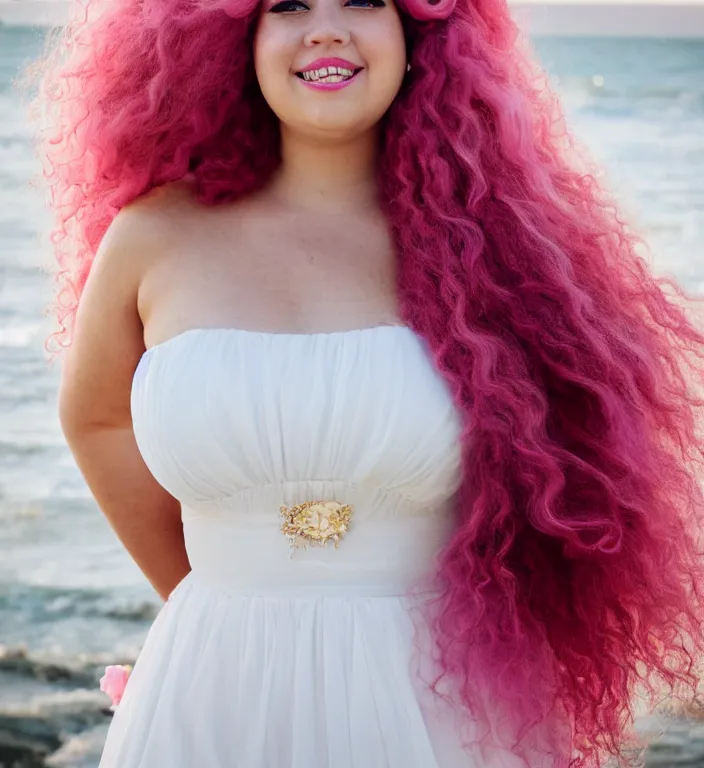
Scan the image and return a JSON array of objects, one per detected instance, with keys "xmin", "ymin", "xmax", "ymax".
[{"xmin": 296, "ymin": 57, "xmax": 363, "ymax": 91}]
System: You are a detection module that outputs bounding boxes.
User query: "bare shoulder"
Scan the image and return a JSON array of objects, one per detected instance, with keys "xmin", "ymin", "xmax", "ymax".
[
  {"xmin": 91, "ymin": 180, "xmax": 206, "ymax": 311},
  {"xmin": 103, "ymin": 180, "xmax": 197, "ymax": 262},
  {"xmin": 58, "ymin": 180, "xmax": 200, "ymax": 432},
  {"xmin": 126, "ymin": 178, "xmax": 198, "ymax": 221}
]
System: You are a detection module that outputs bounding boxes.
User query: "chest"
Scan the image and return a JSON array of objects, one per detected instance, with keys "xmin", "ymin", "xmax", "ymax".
[
  {"xmin": 144, "ymin": 205, "xmax": 401, "ymax": 338},
  {"xmin": 130, "ymin": 328, "xmax": 464, "ymax": 509}
]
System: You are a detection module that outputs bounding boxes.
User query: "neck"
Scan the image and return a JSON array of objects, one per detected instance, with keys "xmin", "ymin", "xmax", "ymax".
[{"xmin": 268, "ymin": 125, "xmax": 380, "ymax": 214}]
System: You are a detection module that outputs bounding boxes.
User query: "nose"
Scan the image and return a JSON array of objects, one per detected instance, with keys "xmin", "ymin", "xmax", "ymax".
[{"xmin": 303, "ymin": 7, "xmax": 352, "ymax": 47}]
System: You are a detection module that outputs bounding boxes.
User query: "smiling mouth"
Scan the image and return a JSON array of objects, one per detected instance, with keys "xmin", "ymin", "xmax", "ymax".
[{"xmin": 295, "ymin": 66, "xmax": 363, "ymax": 84}]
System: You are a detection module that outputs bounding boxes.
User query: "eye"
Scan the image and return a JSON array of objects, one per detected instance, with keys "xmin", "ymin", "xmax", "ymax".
[{"xmin": 269, "ymin": 0, "xmax": 308, "ymax": 11}]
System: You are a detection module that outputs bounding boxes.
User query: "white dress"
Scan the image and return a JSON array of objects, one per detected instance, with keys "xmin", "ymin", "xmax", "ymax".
[{"xmin": 97, "ymin": 324, "xmax": 482, "ymax": 768}]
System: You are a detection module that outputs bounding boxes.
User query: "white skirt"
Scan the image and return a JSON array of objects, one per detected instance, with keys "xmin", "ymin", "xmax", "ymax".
[{"xmin": 97, "ymin": 571, "xmax": 486, "ymax": 768}]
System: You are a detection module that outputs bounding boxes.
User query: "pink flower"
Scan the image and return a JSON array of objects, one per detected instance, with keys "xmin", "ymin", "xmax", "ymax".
[{"xmin": 100, "ymin": 664, "xmax": 133, "ymax": 708}]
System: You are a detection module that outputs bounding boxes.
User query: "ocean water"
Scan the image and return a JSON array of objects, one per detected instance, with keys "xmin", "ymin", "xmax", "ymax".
[{"xmin": 1, "ymin": 23, "xmax": 703, "ymax": 768}]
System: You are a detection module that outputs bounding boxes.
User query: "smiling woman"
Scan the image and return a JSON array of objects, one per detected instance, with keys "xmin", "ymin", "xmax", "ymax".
[
  {"xmin": 20, "ymin": 0, "xmax": 704, "ymax": 765},
  {"xmin": 254, "ymin": 0, "xmax": 407, "ymax": 134}
]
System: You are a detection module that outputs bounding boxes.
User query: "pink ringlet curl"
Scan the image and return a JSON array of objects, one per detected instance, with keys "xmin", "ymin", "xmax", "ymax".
[
  {"xmin": 21, "ymin": 0, "xmax": 704, "ymax": 764},
  {"xmin": 136, "ymin": 0, "xmax": 260, "ymax": 30},
  {"xmin": 398, "ymin": 0, "xmax": 457, "ymax": 22}
]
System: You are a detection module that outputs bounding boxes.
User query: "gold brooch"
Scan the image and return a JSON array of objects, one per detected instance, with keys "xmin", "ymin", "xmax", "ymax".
[{"xmin": 280, "ymin": 500, "xmax": 353, "ymax": 554}]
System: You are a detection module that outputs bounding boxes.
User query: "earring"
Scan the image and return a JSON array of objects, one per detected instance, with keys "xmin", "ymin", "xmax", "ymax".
[{"xmin": 406, "ymin": 63, "xmax": 411, "ymax": 72}]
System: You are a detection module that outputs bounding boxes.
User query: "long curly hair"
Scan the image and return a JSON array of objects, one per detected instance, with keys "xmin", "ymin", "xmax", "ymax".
[{"xmin": 24, "ymin": 0, "xmax": 704, "ymax": 763}]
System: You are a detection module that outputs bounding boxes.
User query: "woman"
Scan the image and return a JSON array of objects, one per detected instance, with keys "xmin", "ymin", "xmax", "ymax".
[{"xmin": 26, "ymin": 0, "xmax": 704, "ymax": 763}]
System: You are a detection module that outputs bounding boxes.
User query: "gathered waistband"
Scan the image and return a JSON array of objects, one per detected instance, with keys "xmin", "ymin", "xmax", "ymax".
[{"xmin": 180, "ymin": 501, "xmax": 455, "ymax": 598}]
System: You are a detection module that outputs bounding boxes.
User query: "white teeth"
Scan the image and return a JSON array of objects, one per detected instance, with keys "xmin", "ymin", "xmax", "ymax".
[{"xmin": 301, "ymin": 66, "xmax": 356, "ymax": 82}]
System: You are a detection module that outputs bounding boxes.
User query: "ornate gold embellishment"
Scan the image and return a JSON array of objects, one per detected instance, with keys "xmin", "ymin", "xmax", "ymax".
[{"xmin": 280, "ymin": 500, "xmax": 354, "ymax": 554}]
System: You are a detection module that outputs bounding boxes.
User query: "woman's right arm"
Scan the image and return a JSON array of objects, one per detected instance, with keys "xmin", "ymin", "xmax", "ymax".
[{"xmin": 58, "ymin": 206, "xmax": 191, "ymax": 602}]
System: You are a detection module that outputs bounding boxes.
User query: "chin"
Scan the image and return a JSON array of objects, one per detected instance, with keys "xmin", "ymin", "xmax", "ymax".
[{"xmin": 295, "ymin": 114, "xmax": 377, "ymax": 141}]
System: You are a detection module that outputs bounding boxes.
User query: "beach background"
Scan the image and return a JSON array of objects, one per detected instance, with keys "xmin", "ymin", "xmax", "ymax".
[{"xmin": 1, "ymin": 1, "xmax": 704, "ymax": 766}]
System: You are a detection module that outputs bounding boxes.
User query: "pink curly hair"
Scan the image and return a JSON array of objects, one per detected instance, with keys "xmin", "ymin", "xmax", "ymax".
[{"xmin": 24, "ymin": 0, "xmax": 704, "ymax": 763}]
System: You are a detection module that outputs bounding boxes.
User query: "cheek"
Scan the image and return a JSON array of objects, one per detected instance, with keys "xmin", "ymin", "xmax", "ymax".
[
  {"xmin": 358, "ymin": 14, "xmax": 405, "ymax": 67},
  {"xmin": 365, "ymin": 22, "xmax": 407, "ymax": 88},
  {"xmin": 253, "ymin": 22, "xmax": 293, "ymax": 90}
]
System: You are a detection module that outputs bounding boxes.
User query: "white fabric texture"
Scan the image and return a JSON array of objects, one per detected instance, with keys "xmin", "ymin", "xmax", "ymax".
[{"xmin": 97, "ymin": 325, "xmax": 481, "ymax": 768}]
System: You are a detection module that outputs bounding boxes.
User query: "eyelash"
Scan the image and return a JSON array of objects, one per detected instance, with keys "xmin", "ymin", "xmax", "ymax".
[{"xmin": 269, "ymin": 0, "xmax": 385, "ymax": 12}]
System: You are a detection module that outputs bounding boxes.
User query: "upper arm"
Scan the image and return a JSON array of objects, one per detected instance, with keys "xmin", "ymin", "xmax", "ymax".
[{"xmin": 58, "ymin": 204, "xmax": 154, "ymax": 434}]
